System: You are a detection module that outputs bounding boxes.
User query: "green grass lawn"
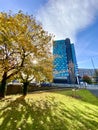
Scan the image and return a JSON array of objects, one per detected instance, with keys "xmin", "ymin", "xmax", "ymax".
[{"xmin": 0, "ymin": 89, "xmax": 98, "ymax": 130}]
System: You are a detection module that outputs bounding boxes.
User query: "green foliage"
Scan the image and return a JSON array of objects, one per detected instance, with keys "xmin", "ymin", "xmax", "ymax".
[
  {"xmin": 83, "ymin": 75, "xmax": 92, "ymax": 84},
  {"xmin": 0, "ymin": 90, "xmax": 98, "ymax": 130}
]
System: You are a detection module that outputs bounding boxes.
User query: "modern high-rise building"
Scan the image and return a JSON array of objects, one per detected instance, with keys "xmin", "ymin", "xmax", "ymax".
[{"xmin": 53, "ymin": 38, "xmax": 78, "ymax": 84}]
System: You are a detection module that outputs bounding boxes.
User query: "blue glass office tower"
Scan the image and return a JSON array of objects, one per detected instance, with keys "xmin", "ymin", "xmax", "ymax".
[{"xmin": 53, "ymin": 38, "xmax": 78, "ymax": 84}]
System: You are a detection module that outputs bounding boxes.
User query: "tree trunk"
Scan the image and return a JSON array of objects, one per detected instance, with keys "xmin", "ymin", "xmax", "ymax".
[
  {"xmin": 0, "ymin": 72, "xmax": 7, "ymax": 98},
  {"xmin": 22, "ymin": 82, "xmax": 29, "ymax": 96}
]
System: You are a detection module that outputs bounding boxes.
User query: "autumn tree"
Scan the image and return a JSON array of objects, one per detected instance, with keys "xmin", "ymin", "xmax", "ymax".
[
  {"xmin": 14, "ymin": 56, "xmax": 35, "ymax": 96},
  {"xmin": 15, "ymin": 57, "xmax": 53, "ymax": 96},
  {"xmin": 0, "ymin": 11, "xmax": 53, "ymax": 98},
  {"xmin": 35, "ymin": 58, "xmax": 53, "ymax": 82},
  {"xmin": 83, "ymin": 75, "xmax": 92, "ymax": 84}
]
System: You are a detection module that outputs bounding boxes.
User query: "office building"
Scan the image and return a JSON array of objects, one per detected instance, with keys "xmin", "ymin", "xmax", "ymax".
[{"xmin": 53, "ymin": 38, "xmax": 78, "ymax": 84}]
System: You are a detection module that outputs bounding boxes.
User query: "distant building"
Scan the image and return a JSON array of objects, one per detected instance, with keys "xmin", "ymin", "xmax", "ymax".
[
  {"xmin": 78, "ymin": 68, "xmax": 98, "ymax": 83},
  {"xmin": 78, "ymin": 68, "xmax": 95, "ymax": 77},
  {"xmin": 53, "ymin": 38, "xmax": 78, "ymax": 84}
]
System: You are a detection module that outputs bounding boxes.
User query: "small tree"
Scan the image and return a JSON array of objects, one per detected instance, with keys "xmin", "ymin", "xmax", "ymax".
[
  {"xmin": 15, "ymin": 57, "xmax": 53, "ymax": 96},
  {"xmin": 15, "ymin": 57, "xmax": 35, "ymax": 96},
  {"xmin": 83, "ymin": 75, "xmax": 92, "ymax": 84}
]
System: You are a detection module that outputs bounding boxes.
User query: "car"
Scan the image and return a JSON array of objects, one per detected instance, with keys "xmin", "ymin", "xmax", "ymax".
[
  {"xmin": 30, "ymin": 82, "xmax": 40, "ymax": 87},
  {"xmin": 40, "ymin": 82, "xmax": 52, "ymax": 87}
]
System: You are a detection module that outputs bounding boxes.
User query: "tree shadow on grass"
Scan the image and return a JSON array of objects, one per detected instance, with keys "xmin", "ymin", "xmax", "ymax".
[
  {"xmin": 0, "ymin": 96, "xmax": 68, "ymax": 130},
  {"xmin": 0, "ymin": 94, "xmax": 98, "ymax": 130},
  {"xmin": 58, "ymin": 101, "xmax": 98, "ymax": 130}
]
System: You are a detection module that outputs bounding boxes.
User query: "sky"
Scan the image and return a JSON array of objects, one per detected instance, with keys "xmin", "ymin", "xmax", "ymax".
[{"xmin": 0, "ymin": 0, "xmax": 98, "ymax": 69}]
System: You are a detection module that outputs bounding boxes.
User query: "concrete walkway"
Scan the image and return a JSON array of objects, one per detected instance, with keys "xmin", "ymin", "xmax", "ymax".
[{"xmin": 87, "ymin": 87, "xmax": 98, "ymax": 97}]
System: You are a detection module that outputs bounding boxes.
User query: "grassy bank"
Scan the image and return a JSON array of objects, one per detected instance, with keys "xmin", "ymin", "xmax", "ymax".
[{"xmin": 0, "ymin": 89, "xmax": 98, "ymax": 130}]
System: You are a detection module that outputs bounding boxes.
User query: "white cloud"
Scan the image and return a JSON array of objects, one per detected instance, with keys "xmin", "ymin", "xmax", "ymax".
[{"xmin": 37, "ymin": 0, "xmax": 98, "ymax": 42}]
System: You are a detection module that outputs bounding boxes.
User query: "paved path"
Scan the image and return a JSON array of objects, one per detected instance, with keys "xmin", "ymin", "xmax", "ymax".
[{"xmin": 87, "ymin": 87, "xmax": 98, "ymax": 97}]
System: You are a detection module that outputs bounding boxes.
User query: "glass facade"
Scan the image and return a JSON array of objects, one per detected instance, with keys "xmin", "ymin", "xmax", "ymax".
[
  {"xmin": 71, "ymin": 44, "xmax": 78, "ymax": 76},
  {"xmin": 53, "ymin": 40, "xmax": 69, "ymax": 80},
  {"xmin": 53, "ymin": 38, "xmax": 78, "ymax": 83}
]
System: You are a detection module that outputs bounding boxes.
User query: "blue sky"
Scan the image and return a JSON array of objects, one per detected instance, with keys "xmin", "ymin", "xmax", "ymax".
[
  {"xmin": 0, "ymin": 0, "xmax": 98, "ymax": 69},
  {"xmin": 0, "ymin": 0, "xmax": 47, "ymax": 14},
  {"xmin": 76, "ymin": 16, "xmax": 98, "ymax": 69}
]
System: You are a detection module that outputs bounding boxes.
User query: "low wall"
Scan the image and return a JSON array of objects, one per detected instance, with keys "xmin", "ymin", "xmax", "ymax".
[
  {"xmin": 6, "ymin": 84, "xmax": 56, "ymax": 95},
  {"xmin": 6, "ymin": 84, "xmax": 23, "ymax": 95}
]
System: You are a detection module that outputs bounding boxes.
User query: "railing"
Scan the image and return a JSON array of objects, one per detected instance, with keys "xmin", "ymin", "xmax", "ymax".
[
  {"xmin": 86, "ymin": 84, "xmax": 98, "ymax": 89},
  {"xmin": 51, "ymin": 83, "xmax": 98, "ymax": 89}
]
